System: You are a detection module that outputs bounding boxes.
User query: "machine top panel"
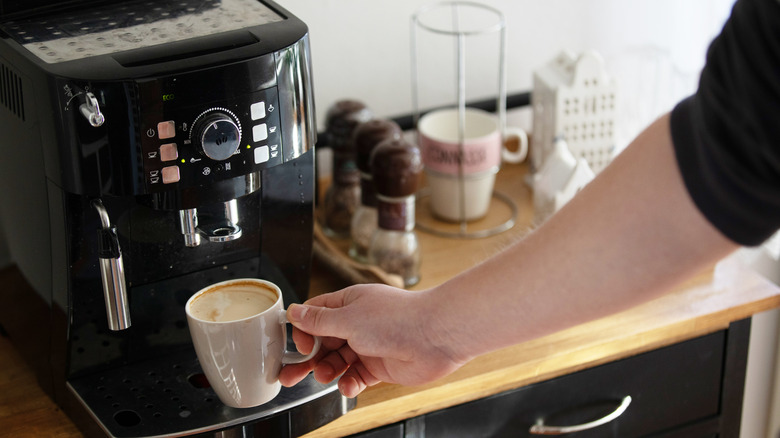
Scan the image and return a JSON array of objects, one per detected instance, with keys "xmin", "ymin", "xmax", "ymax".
[{"xmin": 0, "ymin": 0, "xmax": 284, "ymax": 63}]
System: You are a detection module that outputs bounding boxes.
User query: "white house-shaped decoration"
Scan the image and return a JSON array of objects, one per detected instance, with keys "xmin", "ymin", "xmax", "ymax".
[
  {"xmin": 533, "ymin": 137, "xmax": 595, "ymax": 224},
  {"xmin": 532, "ymin": 50, "xmax": 617, "ymax": 175}
]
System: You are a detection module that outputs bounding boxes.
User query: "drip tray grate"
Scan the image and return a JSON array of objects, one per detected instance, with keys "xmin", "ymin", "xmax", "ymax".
[{"xmin": 68, "ymin": 350, "xmax": 344, "ymax": 437}]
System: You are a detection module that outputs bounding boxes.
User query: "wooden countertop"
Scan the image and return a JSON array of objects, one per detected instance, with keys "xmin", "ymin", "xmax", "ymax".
[{"xmin": 2, "ymin": 162, "xmax": 780, "ymax": 437}]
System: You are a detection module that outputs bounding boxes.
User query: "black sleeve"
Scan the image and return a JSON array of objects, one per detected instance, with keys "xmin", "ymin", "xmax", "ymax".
[{"xmin": 670, "ymin": 0, "xmax": 780, "ymax": 246}]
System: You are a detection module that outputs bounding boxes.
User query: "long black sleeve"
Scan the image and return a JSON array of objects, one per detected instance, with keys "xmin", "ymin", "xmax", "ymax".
[{"xmin": 670, "ymin": 0, "xmax": 780, "ymax": 246}]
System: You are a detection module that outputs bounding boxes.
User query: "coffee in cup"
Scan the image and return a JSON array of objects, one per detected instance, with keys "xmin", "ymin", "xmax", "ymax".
[{"xmin": 188, "ymin": 284, "xmax": 276, "ymax": 322}]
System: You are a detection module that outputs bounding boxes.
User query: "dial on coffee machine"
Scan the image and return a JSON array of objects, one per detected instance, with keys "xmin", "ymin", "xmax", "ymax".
[{"xmin": 0, "ymin": 0, "xmax": 351, "ymax": 436}]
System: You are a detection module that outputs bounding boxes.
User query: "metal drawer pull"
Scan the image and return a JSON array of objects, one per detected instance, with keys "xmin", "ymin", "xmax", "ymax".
[{"xmin": 529, "ymin": 395, "xmax": 632, "ymax": 435}]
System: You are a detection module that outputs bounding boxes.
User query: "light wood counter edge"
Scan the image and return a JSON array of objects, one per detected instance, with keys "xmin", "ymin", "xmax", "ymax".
[{"xmin": 302, "ymin": 259, "xmax": 780, "ymax": 437}]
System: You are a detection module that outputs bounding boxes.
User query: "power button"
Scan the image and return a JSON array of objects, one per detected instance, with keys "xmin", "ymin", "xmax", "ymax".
[{"xmin": 157, "ymin": 121, "xmax": 176, "ymax": 139}]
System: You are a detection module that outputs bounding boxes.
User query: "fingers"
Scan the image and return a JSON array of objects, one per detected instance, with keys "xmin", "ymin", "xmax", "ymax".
[
  {"xmin": 338, "ymin": 362, "xmax": 382, "ymax": 398},
  {"xmin": 291, "ymin": 325, "xmax": 317, "ymax": 355},
  {"xmin": 281, "ymin": 357, "xmax": 380, "ymax": 399},
  {"xmin": 278, "ymin": 358, "xmax": 316, "ymax": 387},
  {"xmin": 287, "ymin": 302, "xmax": 349, "ymax": 339},
  {"xmin": 316, "ymin": 346, "xmax": 382, "ymax": 398},
  {"xmin": 286, "ymin": 289, "xmax": 350, "ymax": 355},
  {"xmin": 303, "ymin": 289, "xmax": 350, "ymax": 308},
  {"xmin": 281, "ymin": 335, "xmax": 381, "ymax": 399},
  {"xmin": 287, "ymin": 286, "xmax": 366, "ymax": 342},
  {"xmin": 284, "ymin": 327, "xmax": 351, "ymax": 386},
  {"xmin": 312, "ymin": 343, "xmax": 359, "ymax": 383},
  {"xmin": 284, "ymin": 287, "xmax": 382, "ymax": 397}
]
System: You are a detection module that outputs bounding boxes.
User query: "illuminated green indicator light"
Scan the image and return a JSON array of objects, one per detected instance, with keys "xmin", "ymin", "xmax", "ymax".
[
  {"xmin": 181, "ymin": 159, "xmax": 186, "ymax": 163},
  {"xmin": 247, "ymin": 145, "xmax": 252, "ymax": 149}
]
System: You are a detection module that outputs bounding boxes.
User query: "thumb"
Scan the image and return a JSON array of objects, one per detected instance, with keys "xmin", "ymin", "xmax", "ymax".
[{"xmin": 287, "ymin": 303, "xmax": 345, "ymax": 338}]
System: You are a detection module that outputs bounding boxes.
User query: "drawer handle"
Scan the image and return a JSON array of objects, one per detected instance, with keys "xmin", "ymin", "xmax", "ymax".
[{"xmin": 529, "ymin": 395, "xmax": 632, "ymax": 435}]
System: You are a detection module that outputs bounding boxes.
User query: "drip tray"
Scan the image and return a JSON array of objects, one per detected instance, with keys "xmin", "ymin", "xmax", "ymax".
[{"xmin": 67, "ymin": 350, "xmax": 351, "ymax": 437}]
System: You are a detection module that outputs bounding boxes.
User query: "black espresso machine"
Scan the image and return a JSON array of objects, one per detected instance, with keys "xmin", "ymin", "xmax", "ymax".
[{"xmin": 0, "ymin": 0, "xmax": 353, "ymax": 436}]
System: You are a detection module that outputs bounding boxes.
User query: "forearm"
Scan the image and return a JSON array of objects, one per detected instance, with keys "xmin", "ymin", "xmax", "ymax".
[{"xmin": 426, "ymin": 113, "xmax": 739, "ymax": 364}]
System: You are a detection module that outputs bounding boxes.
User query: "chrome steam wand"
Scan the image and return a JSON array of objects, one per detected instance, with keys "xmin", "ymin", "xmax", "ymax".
[{"xmin": 92, "ymin": 199, "xmax": 131, "ymax": 331}]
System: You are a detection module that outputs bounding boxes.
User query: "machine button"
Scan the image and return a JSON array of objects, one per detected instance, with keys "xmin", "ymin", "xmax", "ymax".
[
  {"xmin": 162, "ymin": 166, "xmax": 180, "ymax": 184},
  {"xmin": 158, "ymin": 121, "xmax": 176, "ymax": 139},
  {"xmin": 254, "ymin": 146, "xmax": 269, "ymax": 164},
  {"xmin": 253, "ymin": 124, "xmax": 268, "ymax": 142},
  {"xmin": 250, "ymin": 102, "xmax": 266, "ymax": 120},
  {"xmin": 160, "ymin": 143, "xmax": 178, "ymax": 161}
]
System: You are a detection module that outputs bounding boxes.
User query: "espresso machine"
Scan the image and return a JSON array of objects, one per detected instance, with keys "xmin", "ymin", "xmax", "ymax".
[{"xmin": 0, "ymin": 0, "xmax": 353, "ymax": 436}]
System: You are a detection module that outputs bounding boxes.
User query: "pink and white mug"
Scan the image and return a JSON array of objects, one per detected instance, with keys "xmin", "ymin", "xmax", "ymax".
[{"xmin": 418, "ymin": 108, "xmax": 527, "ymax": 221}]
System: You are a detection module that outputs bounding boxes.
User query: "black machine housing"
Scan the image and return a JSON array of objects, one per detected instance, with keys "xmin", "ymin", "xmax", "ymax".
[{"xmin": 0, "ymin": 0, "xmax": 351, "ymax": 436}]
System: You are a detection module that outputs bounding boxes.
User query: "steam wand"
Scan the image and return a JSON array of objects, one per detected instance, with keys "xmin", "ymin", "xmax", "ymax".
[{"xmin": 92, "ymin": 199, "xmax": 131, "ymax": 331}]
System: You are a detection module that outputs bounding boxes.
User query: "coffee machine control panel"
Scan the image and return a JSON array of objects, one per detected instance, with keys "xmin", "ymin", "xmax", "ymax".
[{"xmin": 139, "ymin": 86, "xmax": 282, "ymax": 193}]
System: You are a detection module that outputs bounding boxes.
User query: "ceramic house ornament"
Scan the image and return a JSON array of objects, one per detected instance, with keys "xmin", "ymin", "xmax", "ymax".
[
  {"xmin": 533, "ymin": 137, "xmax": 595, "ymax": 224},
  {"xmin": 531, "ymin": 50, "xmax": 618, "ymax": 175}
]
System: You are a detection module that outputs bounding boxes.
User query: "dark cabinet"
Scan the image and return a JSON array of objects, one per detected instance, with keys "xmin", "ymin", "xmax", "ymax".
[
  {"xmin": 351, "ymin": 319, "xmax": 750, "ymax": 438},
  {"xmin": 350, "ymin": 424, "xmax": 404, "ymax": 438}
]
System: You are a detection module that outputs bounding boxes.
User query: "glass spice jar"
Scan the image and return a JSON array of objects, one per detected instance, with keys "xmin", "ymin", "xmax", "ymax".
[
  {"xmin": 321, "ymin": 100, "xmax": 373, "ymax": 239},
  {"xmin": 349, "ymin": 119, "xmax": 402, "ymax": 263},
  {"xmin": 368, "ymin": 137, "xmax": 423, "ymax": 287}
]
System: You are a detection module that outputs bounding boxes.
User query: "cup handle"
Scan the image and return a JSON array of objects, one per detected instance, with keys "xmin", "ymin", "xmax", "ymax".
[
  {"xmin": 502, "ymin": 127, "xmax": 529, "ymax": 164},
  {"xmin": 280, "ymin": 309, "xmax": 322, "ymax": 364}
]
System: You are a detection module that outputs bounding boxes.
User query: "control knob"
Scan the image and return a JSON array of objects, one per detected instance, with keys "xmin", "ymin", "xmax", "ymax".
[{"xmin": 191, "ymin": 109, "xmax": 242, "ymax": 161}]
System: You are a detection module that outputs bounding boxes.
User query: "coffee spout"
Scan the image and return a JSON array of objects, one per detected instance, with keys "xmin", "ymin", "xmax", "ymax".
[{"xmin": 178, "ymin": 200, "xmax": 242, "ymax": 247}]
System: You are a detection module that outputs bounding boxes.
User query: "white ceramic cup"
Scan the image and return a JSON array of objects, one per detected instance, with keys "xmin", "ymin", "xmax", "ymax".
[
  {"xmin": 418, "ymin": 108, "xmax": 528, "ymax": 221},
  {"xmin": 185, "ymin": 278, "xmax": 321, "ymax": 408}
]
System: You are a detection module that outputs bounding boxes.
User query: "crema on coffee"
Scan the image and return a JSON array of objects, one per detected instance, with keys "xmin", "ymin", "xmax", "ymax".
[{"xmin": 189, "ymin": 283, "xmax": 276, "ymax": 322}]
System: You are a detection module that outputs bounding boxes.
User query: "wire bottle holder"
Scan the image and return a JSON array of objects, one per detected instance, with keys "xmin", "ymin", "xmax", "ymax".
[{"xmin": 411, "ymin": 1, "xmax": 517, "ymax": 239}]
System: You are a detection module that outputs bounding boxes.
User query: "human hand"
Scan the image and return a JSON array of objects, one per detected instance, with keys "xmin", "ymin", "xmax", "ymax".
[{"xmin": 278, "ymin": 283, "xmax": 466, "ymax": 398}]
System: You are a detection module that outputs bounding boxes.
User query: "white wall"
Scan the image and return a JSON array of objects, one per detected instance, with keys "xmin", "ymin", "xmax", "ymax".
[{"xmin": 278, "ymin": 0, "xmax": 734, "ymax": 144}]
